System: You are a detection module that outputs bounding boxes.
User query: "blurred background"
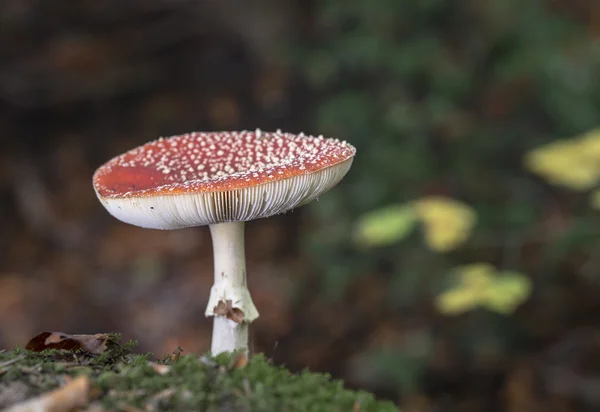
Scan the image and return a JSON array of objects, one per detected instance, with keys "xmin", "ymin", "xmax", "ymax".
[{"xmin": 2, "ymin": 0, "xmax": 600, "ymax": 410}]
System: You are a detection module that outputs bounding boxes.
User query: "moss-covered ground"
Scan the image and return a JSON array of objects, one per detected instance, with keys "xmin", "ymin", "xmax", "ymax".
[{"xmin": 0, "ymin": 336, "xmax": 399, "ymax": 411}]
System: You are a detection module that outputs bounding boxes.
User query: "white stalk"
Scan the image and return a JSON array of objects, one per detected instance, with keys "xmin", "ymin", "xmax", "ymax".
[{"xmin": 205, "ymin": 221, "xmax": 259, "ymax": 355}]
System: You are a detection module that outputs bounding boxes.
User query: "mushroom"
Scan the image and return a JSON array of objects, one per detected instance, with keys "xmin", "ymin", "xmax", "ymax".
[{"xmin": 92, "ymin": 129, "xmax": 356, "ymax": 355}]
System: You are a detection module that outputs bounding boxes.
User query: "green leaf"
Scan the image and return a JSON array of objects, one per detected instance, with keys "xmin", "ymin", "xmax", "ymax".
[
  {"xmin": 590, "ymin": 189, "xmax": 600, "ymax": 210},
  {"xmin": 353, "ymin": 203, "xmax": 417, "ymax": 248},
  {"xmin": 482, "ymin": 272, "xmax": 532, "ymax": 314}
]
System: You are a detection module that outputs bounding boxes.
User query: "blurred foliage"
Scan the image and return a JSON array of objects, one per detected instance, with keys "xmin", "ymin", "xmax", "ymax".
[
  {"xmin": 590, "ymin": 189, "xmax": 600, "ymax": 210},
  {"xmin": 353, "ymin": 203, "xmax": 417, "ymax": 249},
  {"xmin": 414, "ymin": 196, "xmax": 477, "ymax": 252},
  {"xmin": 353, "ymin": 196, "xmax": 476, "ymax": 252},
  {"xmin": 436, "ymin": 263, "xmax": 532, "ymax": 315},
  {"xmin": 295, "ymin": 0, "xmax": 600, "ymax": 399},
  {"xmin": 349, "ymin": 331, "xmax": 433, "ymax": 395},
  {"xmin": 525, "ymin": 128, "xmax": 600, "ymax": 190}
]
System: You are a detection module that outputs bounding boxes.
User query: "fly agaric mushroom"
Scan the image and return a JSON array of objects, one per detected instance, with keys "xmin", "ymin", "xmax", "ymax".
[{"xmin": 92, "ymin": 129, "xmax": 355, "ymax": 355}]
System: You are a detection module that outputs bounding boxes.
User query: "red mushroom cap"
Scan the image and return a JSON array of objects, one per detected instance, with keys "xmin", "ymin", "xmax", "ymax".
[{"xmin": 93, "ymin": 130, "xmax": 355, "ymax": 229}]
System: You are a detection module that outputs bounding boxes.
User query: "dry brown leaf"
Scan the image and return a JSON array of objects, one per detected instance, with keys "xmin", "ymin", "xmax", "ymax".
[
  {"xmin": 25, "ymin": 332, "xmax": 109, "ymax": 354},
  {"xmin": 213, "ymin": 300, "xmax": 245, "ymax": 323},
  {"xmin": 4, "ymin": 375, "xmax": 90, "ymax": 412}
]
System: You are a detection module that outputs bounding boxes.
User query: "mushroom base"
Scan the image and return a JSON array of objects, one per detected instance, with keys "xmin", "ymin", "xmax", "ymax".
[
  {"xmin": 211, "ymin": 316, "xmax": 250, "ymax": 354},
  {"xmin": 206, "ymin": 221, "xmax": 259, "ymax": 355},
  {"xmin": 205, "ymin": 283, "xmax": 259, "ymax": 355}
]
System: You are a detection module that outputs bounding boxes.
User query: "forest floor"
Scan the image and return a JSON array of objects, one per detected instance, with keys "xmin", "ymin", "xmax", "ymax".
[{"xmin": 0, "ymin": 333, "xmax": 398, "ymax": 412}]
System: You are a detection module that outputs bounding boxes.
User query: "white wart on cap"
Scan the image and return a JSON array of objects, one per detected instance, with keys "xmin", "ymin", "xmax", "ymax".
[{"xmin": 93, "ymin": 130, "xmax": 356, "ymax": 229}]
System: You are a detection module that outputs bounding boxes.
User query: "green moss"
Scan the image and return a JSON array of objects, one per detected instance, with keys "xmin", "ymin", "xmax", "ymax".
[{"xmin": 0, "ymin": 341, "xmax": 398, "ymax": 411}]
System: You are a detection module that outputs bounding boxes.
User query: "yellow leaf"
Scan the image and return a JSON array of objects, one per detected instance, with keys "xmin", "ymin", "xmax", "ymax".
[
  {"xmin": 435, "ymin": 287, "xmax": 481, "ymax": 315},
  {"xmin": 414, "ymin": 196, "xmax": 477, "ymax": 252},
  {"xmin": 577, "ymin": 128, "xmax": 600, "ymax": 157},
  {"xmin": 524, "ymin": 137, "xmax": 600, "ymax": 191},
  {"xmin": 436, "ymin": 264, "xmax": 533, "ymax": 316},
  {"xmin": 435, "ymin": 263, "xmax": 493, "ymax": 315},
  {"xmin": 353, "ymin": 203, "xmax": 417, "ymax": 248},
  {"xmin": 482, "ymin": 272, "xmax": 532, "ymax": 314}
]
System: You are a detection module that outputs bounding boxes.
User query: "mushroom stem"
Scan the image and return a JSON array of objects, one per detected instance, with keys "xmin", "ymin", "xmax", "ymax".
[{"xmin": 206, "ymin": 221, "xmax": 259, "ymax": 355}]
